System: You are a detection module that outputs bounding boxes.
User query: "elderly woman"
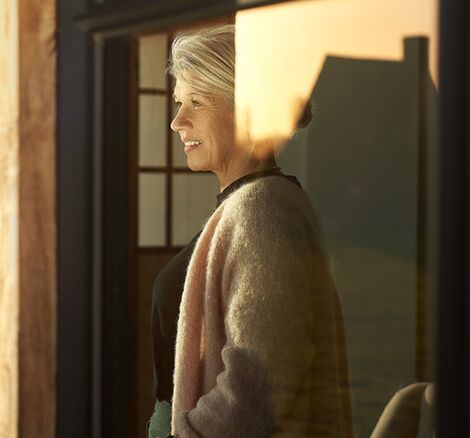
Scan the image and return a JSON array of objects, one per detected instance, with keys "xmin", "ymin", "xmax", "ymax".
[{"xmin": 148, "ymin": 25, "xmax": 353, "ymax": 438}]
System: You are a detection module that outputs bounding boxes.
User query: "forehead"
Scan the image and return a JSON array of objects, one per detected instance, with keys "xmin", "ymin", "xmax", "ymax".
[
  {"xmin": 173, "ymin": 78, "xmax": 194, "ymax": 97},
  {"xmin": 172, "ymin": 79, "xmax": 221, "ymax": 106}
]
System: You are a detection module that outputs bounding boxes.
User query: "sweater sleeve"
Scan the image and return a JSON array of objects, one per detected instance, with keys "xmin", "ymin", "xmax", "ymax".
[{"xmin": 174, "ymin": 189, "xmax": 337, "ymax": 438}]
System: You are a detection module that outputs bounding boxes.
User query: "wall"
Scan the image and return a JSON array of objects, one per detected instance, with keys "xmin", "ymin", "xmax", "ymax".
[
  {"xmin": 0, "ymin": 0, "xmax": 19, "ymax": 436},
  {"xmin": 0, "ymin": 0, "xmax": 57, "ymax": 436}
]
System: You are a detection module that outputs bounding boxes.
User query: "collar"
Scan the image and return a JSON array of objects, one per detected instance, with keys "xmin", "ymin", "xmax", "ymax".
[{"xmin": 216, "ymin": 167, "xmax": 302, "ymax": 208}]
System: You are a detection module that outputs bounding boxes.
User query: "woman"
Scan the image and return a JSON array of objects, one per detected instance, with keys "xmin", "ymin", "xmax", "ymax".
[{"xmin": 148, "ymin": 25, "xmax": 353, "ymax": 438}]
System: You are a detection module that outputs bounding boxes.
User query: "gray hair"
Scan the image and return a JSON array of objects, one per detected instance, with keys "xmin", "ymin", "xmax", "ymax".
[{"xmin": 167, "ymin": 24, "xmax": 235, "ymax": 108}]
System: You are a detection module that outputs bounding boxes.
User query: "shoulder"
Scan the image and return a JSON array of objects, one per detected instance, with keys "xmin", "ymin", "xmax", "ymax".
[
  {"xmin": 214, "ymin": 176, "xmax": 322, "ymax": 249},
  {"xmin": 222, "ymin": 176, "xmax": 311, "ymax": 218}
]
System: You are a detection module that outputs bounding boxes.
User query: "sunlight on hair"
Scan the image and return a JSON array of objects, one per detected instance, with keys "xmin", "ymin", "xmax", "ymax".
[{"xmin": 235, "ymin": 0, "xmax": 438, "ymax": 157}]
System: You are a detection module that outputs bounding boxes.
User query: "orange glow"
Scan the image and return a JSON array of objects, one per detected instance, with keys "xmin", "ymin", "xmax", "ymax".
[{"xmin": 235, "ymin": 0, "xmax": 438, "ymax": 155}]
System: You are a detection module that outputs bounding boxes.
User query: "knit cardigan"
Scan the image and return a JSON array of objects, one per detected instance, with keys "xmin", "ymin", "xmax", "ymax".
[{"xmin": 171, "ymin": 175, "xmax": 353, "ymax": 438}]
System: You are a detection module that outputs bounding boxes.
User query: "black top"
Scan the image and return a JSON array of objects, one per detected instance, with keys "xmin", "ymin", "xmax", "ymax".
[{"xmin": 151, "ymin": 167, "xmax": 302, "ymax": 402}]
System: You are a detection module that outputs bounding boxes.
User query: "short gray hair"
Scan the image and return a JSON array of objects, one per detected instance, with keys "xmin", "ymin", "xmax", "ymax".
[{"xmin": 167, "ymin": 24, "xmax": 235, "ymax": 107}]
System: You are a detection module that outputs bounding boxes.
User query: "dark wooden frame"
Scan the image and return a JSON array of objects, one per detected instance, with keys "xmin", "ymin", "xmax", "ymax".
[
  {"xmin": 100, "ymin": 37, "xmax": 135, "ymax": 438},
  {"xmin": 436, "ymin": 0, "xmax": 470, "ymax": 436},
  {"xmin": 57, "ymin": 1, "xmax": 93, "ymax": 438},
  {"xmin": 75, "ymin": 0, "xmax": 290, "ymax": 37}
]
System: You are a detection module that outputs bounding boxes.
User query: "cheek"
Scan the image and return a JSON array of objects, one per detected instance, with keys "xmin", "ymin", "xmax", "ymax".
[
  {"xmin": 202, "ymin": 115, "xmax": 225, "ymax": 144},
  {"xmin": 221, "ymin": 110, "xmax": 234, "ymax": 130},
  {"xmin": 212, "ymin": 121, "xmax": 233, "ymax": 150},
  {"xmin": 198, "ymin": 109, "xmax": 234, "ymax": 154},
  {"xmin": 213, "ymin": 113, "xmax": 234, "ymax": 141}
]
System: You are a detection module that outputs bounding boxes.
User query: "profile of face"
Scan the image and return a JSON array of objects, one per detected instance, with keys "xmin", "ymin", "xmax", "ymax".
[{"xmin": 170, "ymin": 78, "xmax": 237, "ymax": 174}]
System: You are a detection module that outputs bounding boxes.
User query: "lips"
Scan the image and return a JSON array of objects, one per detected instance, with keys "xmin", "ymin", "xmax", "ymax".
[
  {"xmin": 183, "ymin": 140, "xmax": 203, "ymax": 147},
  {"xmin": 182, "ymin": 139, "xmax": 203, "ymax": 153}
]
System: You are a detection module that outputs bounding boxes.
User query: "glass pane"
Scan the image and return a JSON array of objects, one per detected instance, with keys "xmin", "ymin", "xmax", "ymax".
[
  {"xmin": 126, "ymin": 6, "xmax": 440, "ymax": 438},
  {"xmin": 139, "ymin": 95, "xmax": 167, "ymax": 167},
  {"xmin": 138, "ymin": 173, "xmax": 166, "ymax": 246},
  {"xmin": 237, "ymin": 1, "xmax": 438, "ymax": 436},
  {"xmin": 139, "ymin": 33, "xmax": 168, "ymax": 89},
  {"xmin": 172, "ymin": 173, "xmax": 219, "ymax": 245},
  {"xmin": 171, "ymin": 99, "xmax": 187, "ymax": 167}
]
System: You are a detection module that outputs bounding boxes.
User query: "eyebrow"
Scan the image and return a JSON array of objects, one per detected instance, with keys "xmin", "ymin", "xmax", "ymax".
[{"xmin": 172, "ymin": 92, "xmax": 206, "ymax": 101}]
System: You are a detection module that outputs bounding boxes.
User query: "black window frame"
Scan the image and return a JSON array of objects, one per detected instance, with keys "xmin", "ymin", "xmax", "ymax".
[{"xmin": 436, "ymin": 1, "xmax": 470, "ymax": 436}]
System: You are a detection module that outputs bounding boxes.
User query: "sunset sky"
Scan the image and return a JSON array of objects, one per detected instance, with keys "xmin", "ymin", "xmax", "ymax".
[{"xmin": 235, "ymin": 0, "xmax": 438, "ymax": 147}]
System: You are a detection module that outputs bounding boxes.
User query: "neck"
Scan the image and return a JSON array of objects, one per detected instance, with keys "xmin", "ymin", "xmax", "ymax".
[{"xmin": 216, "ymin": 158, "xmax": 277, "ymax": 193}]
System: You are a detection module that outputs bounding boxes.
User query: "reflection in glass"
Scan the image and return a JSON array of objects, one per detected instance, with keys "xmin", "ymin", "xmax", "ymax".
[
  {"xmin": 127, "ymin": 1, "xmax": 439, "ymax": 436},
  {"xmin": 139, "ymin": 33, "xmax": 168, "ymax": 89},
  {"xmin": 237, "ymin": 0, "xmax": 438, "ymax": 436},
  {"xmin": 235, "ymin": 0, "xmax": 438, "ymax": 158},
  {"xmin": 138, "ymin": 173, "xmax": 166, "ymax": 246},
  {"xmin": 139, "ymin": 95, "xmax": 167, "ymax": 167},
  {"xmin": 172, "ymin": 173, "xmax": 219, "ymax": 245}
]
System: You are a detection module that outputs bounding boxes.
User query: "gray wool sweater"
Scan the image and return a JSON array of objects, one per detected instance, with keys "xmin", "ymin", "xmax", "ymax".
[{"xmin": 171, "ymin": 175, "xmax": 353, "ymax": 438}]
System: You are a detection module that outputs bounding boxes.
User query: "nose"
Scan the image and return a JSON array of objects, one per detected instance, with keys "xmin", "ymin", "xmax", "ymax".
[{"xmin": 170, "ymin": 107, "xmax": 192, "ymax": 132}]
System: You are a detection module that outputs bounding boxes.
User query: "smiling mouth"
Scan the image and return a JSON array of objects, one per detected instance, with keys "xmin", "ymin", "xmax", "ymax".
[
  {"xmin": 184, "ymin": 140, "xmax": 202, "ymax": 153},
  {"xmin": 183, "ymin": 140, "xmax": 203, "ymax": 147}
]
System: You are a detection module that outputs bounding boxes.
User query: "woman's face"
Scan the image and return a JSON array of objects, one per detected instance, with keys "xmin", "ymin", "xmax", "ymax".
[{"xmin": 170, "ymin": 79, "xmax": 236, "ymax": 174}]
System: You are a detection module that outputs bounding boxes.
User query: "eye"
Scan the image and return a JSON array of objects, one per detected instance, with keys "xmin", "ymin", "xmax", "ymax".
[
  {"xmin": 174, "ymin": 100, "xmax": 182, "ymax": 108},
  {"xmin": 191, "ymin": 99, "xmax": 203, "ymax": 109}
]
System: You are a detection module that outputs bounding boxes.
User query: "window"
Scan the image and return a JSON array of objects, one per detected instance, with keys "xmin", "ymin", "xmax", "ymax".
[{"xmin": 135, "ymin": 31, "xmax": 219, "ymax": 249}]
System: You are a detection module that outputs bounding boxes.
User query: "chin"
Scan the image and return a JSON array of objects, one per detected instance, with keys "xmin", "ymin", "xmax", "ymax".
[{"xmin": 187, "ymin": 158, "xmax": 208, "ymax": 172}]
